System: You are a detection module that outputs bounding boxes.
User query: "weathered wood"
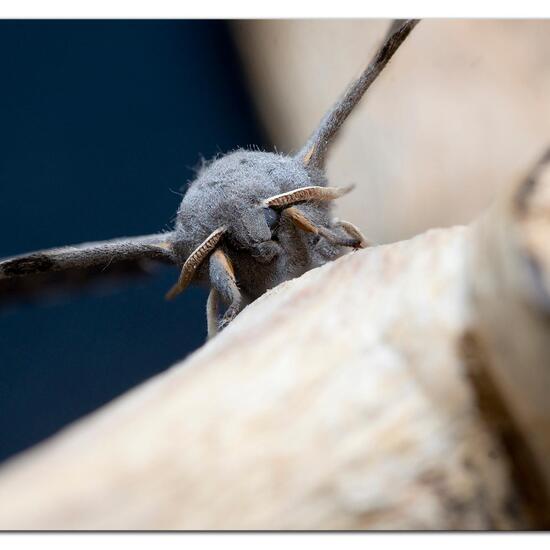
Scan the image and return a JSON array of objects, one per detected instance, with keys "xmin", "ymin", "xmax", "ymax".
[
  {"xmin": 467, "ymin": 151, "xmax": 550, "ymax": 515},
  {"xmin": 0, "ymin": 153, "xmax": 550, "ymax": 530}
]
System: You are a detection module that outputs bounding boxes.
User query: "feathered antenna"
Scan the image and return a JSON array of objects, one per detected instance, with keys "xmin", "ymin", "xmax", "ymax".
[{"xmin": 297, "ymin": 19, "xmax": 419, "ymax": 170}]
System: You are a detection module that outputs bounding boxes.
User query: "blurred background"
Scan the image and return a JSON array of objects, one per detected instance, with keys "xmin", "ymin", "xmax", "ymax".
[
  {"xmin": 2, "ymin": 19, "xmax": 550, "ymax": 464},
  {"xmin": 234, "ymin": 19, "xmax": 550, "ymax": 243}
]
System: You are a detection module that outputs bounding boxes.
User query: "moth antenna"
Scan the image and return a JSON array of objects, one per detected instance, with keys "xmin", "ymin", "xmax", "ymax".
[
  {"xmin": 165, "ymin": 226, "xmax": 226, "ymax": 300},
  {"xmin": 263, "ymin": 184, "xmax": 354, "ymax": 209},
  {"xmin": 296, "ymin": 19, "xmax": 419, "ymax": 170}
]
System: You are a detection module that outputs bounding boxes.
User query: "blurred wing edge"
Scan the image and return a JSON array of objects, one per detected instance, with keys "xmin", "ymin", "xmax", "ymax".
[{"xmin": 0, "ymin": 232, "xmax": 177, "ymax": 305}]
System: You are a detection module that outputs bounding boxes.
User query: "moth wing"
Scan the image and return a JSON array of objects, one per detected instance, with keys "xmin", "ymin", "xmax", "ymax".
[{"xmin": 0, "ymin": 233, "xmax": 176, "ymax": 305}]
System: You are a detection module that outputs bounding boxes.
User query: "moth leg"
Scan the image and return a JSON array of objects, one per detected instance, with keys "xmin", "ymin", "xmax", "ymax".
[
  {"xmin": 317, "ymin": 226, "xmax": 362, "ymax": 249},
  {"xmin": 206, "ymin": 287, "xmax": 220, "ymax": 339},
  {"xmin": 335, "ymin": 220, "xmax": 370, "ymax": 248},
  {"xmin": 284, "ymin": 207, "xmax": 365, "ymax": 249},
  {"xmin": 209, "ymin": 248, "xmax": 242, "ymax": 331}
]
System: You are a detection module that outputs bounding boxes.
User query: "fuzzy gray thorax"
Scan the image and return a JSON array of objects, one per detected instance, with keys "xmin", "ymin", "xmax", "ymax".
[{"xmin": 172, "ymin": 149, "xmax": 338, "ymax": 299}]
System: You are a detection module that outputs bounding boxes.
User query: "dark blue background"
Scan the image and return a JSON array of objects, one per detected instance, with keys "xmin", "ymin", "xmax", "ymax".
[{"xmin": 0, "ymin": 21, "xmax": 266, "ymax": 463}]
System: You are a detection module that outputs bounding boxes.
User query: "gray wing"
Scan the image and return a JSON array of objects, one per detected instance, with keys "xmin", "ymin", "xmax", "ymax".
[{"xmin": 0, "ymin": 233, "xmax": 176, "ymax": 305}]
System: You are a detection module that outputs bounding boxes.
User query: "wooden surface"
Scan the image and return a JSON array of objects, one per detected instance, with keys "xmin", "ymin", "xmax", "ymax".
[{"xmin": 1, "ymin": 152, "xmax": 550, "ymax": 528}]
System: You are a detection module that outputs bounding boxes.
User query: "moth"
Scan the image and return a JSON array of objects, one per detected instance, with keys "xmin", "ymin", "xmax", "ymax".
[{"xmin": 0, "ymin": 20, "xmax": 418, "ymax": 338}]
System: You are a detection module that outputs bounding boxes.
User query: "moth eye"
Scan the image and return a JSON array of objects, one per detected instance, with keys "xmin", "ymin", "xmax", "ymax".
[{"xmin": 263, "ymin": 207, "xmax": 280, "ymax": 230}]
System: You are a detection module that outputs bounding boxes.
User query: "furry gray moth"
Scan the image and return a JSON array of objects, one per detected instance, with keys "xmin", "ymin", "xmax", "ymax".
[{"xmin": 0, "ymin": 20, "xmax": 419, "ymax": 338}]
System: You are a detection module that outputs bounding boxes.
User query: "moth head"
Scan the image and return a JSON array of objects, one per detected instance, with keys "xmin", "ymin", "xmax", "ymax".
[
  {"xmin": 174, "ymin": 149, "xmax": 317, "ymax": 259},
  {"xmin": 165, "ymin": 148, "xmax": 350, "ymax": 301}
]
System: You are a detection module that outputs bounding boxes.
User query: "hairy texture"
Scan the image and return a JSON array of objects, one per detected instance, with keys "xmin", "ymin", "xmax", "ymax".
[
  {"xmin": 0, "ymin": 19, "xmax": 418, "ymax": 336},
  {"xmin": 0, "ymin": 234, "xmax": 175, "ymax": 304},
  {"xmin": 159, "ymin": 20, "xmax": 418, "ymax": 330},
  {"xmin": 297, "ymin": 19, "xmax": 419, "ymax": 169},
  {"xmin": 171, "ymin": 149, "xmax": 347, "ymax": 306}
]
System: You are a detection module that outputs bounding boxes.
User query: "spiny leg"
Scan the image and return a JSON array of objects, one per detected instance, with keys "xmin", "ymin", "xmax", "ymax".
[
  {"xmin": 209, "ymin": 248, "xmax": 242, "ymax": 333},
  {"xmin": 206, "ymin": 287, "xmax": 220, "ymax": 339},
  {"xmin": 317, "ymin": 226, "xmax": 362, "ymax": 249},
  {"xmin": 335, "ymin": 220, "xmax": 370, "ymax": 248},
  {"xmin": 284, "ymin": 207, "xmax": 367, "ymax": 249}
]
